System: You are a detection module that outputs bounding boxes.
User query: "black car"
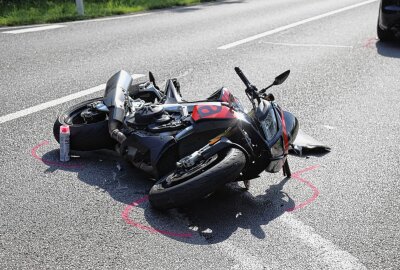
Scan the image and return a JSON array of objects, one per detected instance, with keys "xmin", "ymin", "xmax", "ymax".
[{"xmin": 378, "ymin": 0, "xmax": 400, "ymax": 41}]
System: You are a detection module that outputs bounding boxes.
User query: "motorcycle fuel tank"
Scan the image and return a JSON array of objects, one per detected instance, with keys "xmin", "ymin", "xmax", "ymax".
[{"xmin": 191, "ymin": 103, "xmax": 236, "ymax": 122}]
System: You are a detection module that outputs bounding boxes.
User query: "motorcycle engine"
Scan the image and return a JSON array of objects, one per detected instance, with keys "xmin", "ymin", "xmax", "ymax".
[{"xmin": 126, "ymin": 104, "xmax": 184, "ymax": 132}]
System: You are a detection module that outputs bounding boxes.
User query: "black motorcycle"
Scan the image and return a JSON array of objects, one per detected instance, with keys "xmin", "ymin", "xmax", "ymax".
[{"xmin": 53, "ymin": 67, "xmax": 298, "ymax": 210}]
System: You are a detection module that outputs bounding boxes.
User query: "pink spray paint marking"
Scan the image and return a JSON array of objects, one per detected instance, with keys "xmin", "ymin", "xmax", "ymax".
[
  {"xmin": 363, "ymin": 37, "xmax": 377, "ymax": 48},
  {"xmin": 31, "ymin": 140, "xmax": 83, "ymax": 168},
  {"xmin": 121, "ymin": 195, "xmax": 193, "ymax": 238},
  {"xmin": 286, "ymin": 165, "xmax": 320, "ymax": 212},
  {"xmin": 122, "ymin": 165, "xmax": 320, "ymax": 237},
  {"xmin": 31, "ymin": 139, "xmax": 320, "ymax": 236}
]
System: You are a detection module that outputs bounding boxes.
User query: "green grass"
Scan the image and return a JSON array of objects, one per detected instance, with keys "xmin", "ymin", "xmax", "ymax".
[{"xmin": 0, "ymin": 0, "xmax": 213, "ymax": 26}]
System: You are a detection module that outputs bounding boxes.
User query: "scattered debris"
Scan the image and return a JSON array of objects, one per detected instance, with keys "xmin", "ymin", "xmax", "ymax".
[
  {"xmin": 116, "ymin": 163, "xmax": 122, "ymax": 171},
  {"xmin": 322, "ymin": 125, "xmax": 336, "ymax": 130},
  {"xmin": 188, "ymin": 226, "xmax": 199, "ymax": 232},
  {"xmin": 200, "ymin": 228, "xmax": 213, "ymax": 239},
  {"xmin": 291, "ymin": 129, "xmax": 331, "ymax": 155}
]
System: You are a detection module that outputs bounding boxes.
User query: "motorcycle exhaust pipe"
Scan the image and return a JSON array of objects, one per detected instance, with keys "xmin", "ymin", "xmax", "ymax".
[
  {"xmin": 103, "ymin": 70, "xmax": 133, "ymax": 144},
  {"xmin": 108, "ymin": 107, "xmax": 126, "ymax": 144}
]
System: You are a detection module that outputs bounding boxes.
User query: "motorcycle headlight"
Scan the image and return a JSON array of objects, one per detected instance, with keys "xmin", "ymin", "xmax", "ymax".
[{"xmin": 260, "ymin": 109, "xmax": 278, "ymax": 141}]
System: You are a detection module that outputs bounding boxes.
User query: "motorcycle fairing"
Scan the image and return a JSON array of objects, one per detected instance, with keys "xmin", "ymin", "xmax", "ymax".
[
  {"xmin": 121, "ymin": 132, "xmax": 177, "ymax": 178},
  {"xmin": 192, "ymin": 103, "xmax": 236, "ymax": 122},
  {"xmin": 290, "ymin": 129, "xmax": 331, "ymax": 155}
]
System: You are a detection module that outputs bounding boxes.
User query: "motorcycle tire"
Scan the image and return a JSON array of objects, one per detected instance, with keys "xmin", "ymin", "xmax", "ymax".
[
  {"xmin": 149, "ymin": 147, "xmax": 246, "ymax": 210},
  {"xmin": 53, "ymin": 97, "xmax": 116, "ymax": 151}
]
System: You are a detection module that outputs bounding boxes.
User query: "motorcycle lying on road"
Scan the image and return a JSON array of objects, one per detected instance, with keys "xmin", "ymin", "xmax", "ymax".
[{"xmin": 53, "ymin": 67, "xmax": 299, "ymax": 210}]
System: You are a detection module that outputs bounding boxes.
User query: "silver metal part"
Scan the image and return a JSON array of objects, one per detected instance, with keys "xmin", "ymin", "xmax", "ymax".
[
  {"xmin": 177, "ymin": 150, "xmax": 201, "ymax": 168},
  {"xmin": 95, "ymin": 102, "xmax": 109, "ymax": 112},
  {"xmin": 176, "ymin": 143, "xmax": 211, "ymax": 168},
  {"xmin": 180, "ymin": 105, "xmax": 188, "ymax": 116}
]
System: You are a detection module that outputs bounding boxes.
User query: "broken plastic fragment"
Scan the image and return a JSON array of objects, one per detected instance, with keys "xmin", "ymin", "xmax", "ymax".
[{"xmin": 290, "ymin": 129, "xmax": 331, "ymax": 155}]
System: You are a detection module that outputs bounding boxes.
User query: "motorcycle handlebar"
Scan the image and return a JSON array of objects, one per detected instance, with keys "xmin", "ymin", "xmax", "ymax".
[
  {"xmin": 234, "ymin": 67, "xmax": 252, "ymax": 89},
  {"xmin": 235, "ymin": 67, "xmax": 260, "ymax": 104}
]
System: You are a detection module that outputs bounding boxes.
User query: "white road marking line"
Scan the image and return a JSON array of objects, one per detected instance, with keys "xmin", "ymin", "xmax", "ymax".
[
  {"xmin": 216, "ymin": 240, "xmax": 266, "ymax": 270},
  {"xmin": 0, "ymin": 74, "xmax": 145, "ymax": 124},
  {"xmin": 217, "ymin": 0, "xmax": 378, "ymax": 49},
  {"xmin": 3, "ymin": 24, "xmax": 66, "ymax": 34},
  {"xmin": 279, "ymin": 213, "xmax": 367, "ymax": 269},
  {"xmin": 0, "ymin": 13, "xmax": 149, "ymax": 32},
  {"xmin": 260, "ymin": 41, "xmax": 353, "ymax": 48},
  {"xmin": 0, "ymin": 25, "xmax": 42, "ymax": 31},
  {"xmin": 69, "ymin": 13, "xmax": 149, "ymax": 24}
]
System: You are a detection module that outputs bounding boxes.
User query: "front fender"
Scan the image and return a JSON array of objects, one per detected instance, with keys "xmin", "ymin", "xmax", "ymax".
[
  {"xmin": 202, "ymin": 137, "xmax": 249, "ymax": 163},
  {"xmin": 283, "ymin": 111, "xmax": 299, "ymax": 144}
]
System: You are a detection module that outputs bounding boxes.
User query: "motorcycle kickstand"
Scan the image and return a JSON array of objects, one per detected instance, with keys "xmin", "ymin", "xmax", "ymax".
[
  {"xmin": 243, "ymin": 180, "xmax": 250, "ymax": 190},
  {"xmin": 283, "ymin": 159, "xmax": 291, "ymax": 178}
]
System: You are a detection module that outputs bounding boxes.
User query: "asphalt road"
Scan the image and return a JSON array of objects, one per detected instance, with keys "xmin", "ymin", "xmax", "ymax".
[{"xmin": 1, "ymin": 0, "xmax": 399, "ymax": 269}]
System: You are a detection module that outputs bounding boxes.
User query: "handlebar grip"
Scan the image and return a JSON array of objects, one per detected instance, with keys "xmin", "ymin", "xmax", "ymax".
[{"xmin": 234, "ymin": 67, "xmax": 251, "ymax": 88}]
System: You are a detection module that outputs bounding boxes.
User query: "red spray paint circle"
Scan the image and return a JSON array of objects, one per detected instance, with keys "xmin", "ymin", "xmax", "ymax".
[
  {"xmin": 31, "ymin": 140, "xmax": 83, "ymax": 168},
  {"xmin": 122, "ymin": 165, "xmax": 321, "ymax": 238},
  {"xmin": 30, "ymin": 141, "xmax": 320, "ymax": 238}
]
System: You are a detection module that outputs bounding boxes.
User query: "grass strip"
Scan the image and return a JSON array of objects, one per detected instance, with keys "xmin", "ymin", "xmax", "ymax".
[{"xmin": 0, "ymin": 0, "xmax": 213, "ymax": 26}]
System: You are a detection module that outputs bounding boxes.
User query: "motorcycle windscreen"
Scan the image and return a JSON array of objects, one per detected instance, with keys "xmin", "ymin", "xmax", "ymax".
[{"xmin": 207, "ymin": 88, "xmax": 244, "ymax": 111}]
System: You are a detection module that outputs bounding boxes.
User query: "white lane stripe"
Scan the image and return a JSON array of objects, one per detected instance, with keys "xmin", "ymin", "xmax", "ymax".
[
  {"xmin": 260, "ymin": 41, "xmax": 353, "ymax": 48},
  {"xmin": 0, "ymin": 13, "xmax": 149, "ymax": 32},
  {"xmin": 0, "ymin": 25, "xmax": 41, "ymax": 31},
  {"xmin": 216, "ymin": 241, "xmax": 266, "ymax": 270},
  {"xmin": 217, "ymin": 0, "xmax": 378, "ymax": 49},
  {"xmin": 3, "ymin": 24, "xmax": 66, "ymax": 34},
  {"xmin": 279, "ymin": 213, "xmax": 367, "ymax": 269},
  {"xmin": 0, "ymin": 74, "xmax": 145, "ymax": 124},
  {"xmin": 69, "ymin": 13, "xmax": 149, "ymax": 24}
]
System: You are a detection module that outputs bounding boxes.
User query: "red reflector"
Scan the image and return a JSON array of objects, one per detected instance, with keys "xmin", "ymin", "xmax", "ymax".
[{"xmin": 60, "ymin": 125, "xmax": 70, "ymax": 134}]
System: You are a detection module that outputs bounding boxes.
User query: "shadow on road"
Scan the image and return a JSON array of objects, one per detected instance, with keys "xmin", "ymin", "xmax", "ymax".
[
  {"xmin": 376, "ymin": 40, "xmax": 400, "ymax": 58},
  {"xmin": 41, "ymin": 148, "xmax": 152, "ymax": 204},
  {"xmin": 40, "ymin": 146, "xmax": 294, "ymax": 244},
  {"xmin": 149, "ymin": 177, "xmax": 295, "ymax": 244}
]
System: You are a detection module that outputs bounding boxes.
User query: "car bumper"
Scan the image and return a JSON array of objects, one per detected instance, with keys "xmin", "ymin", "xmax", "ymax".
[{"xmin": 379, "ymin": 1, "xmax": 400, "ymax": 30}]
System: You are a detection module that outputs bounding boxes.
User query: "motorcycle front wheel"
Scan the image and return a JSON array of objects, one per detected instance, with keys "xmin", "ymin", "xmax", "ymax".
[
  {"xmin": 149, "ymin": 147, "xmax": 246, "ymax": 210},
  {"xmin": 53, "ymin": 97, "xmax": 116, "ymax": 151}
]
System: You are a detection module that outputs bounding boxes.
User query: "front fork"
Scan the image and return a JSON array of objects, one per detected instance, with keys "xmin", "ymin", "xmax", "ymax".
[{"xmin": 283, "ymin": 158, "xmax": 291, "ymax": 178}]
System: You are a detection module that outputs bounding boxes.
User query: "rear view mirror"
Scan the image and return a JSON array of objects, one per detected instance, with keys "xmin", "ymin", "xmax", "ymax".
[{"xmin": 273, "ymin": 70, "xmax": 290, "ymax": 85}]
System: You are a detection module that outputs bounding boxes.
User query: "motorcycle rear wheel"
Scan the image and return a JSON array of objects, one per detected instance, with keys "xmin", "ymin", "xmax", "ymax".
[
  {"xmin": 149, "ymin": 147, "xmax": 246, "ymax": 210},
  {"xmin": 53, "ymin": 97, "xmax": 116, "ymax": 151}
]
